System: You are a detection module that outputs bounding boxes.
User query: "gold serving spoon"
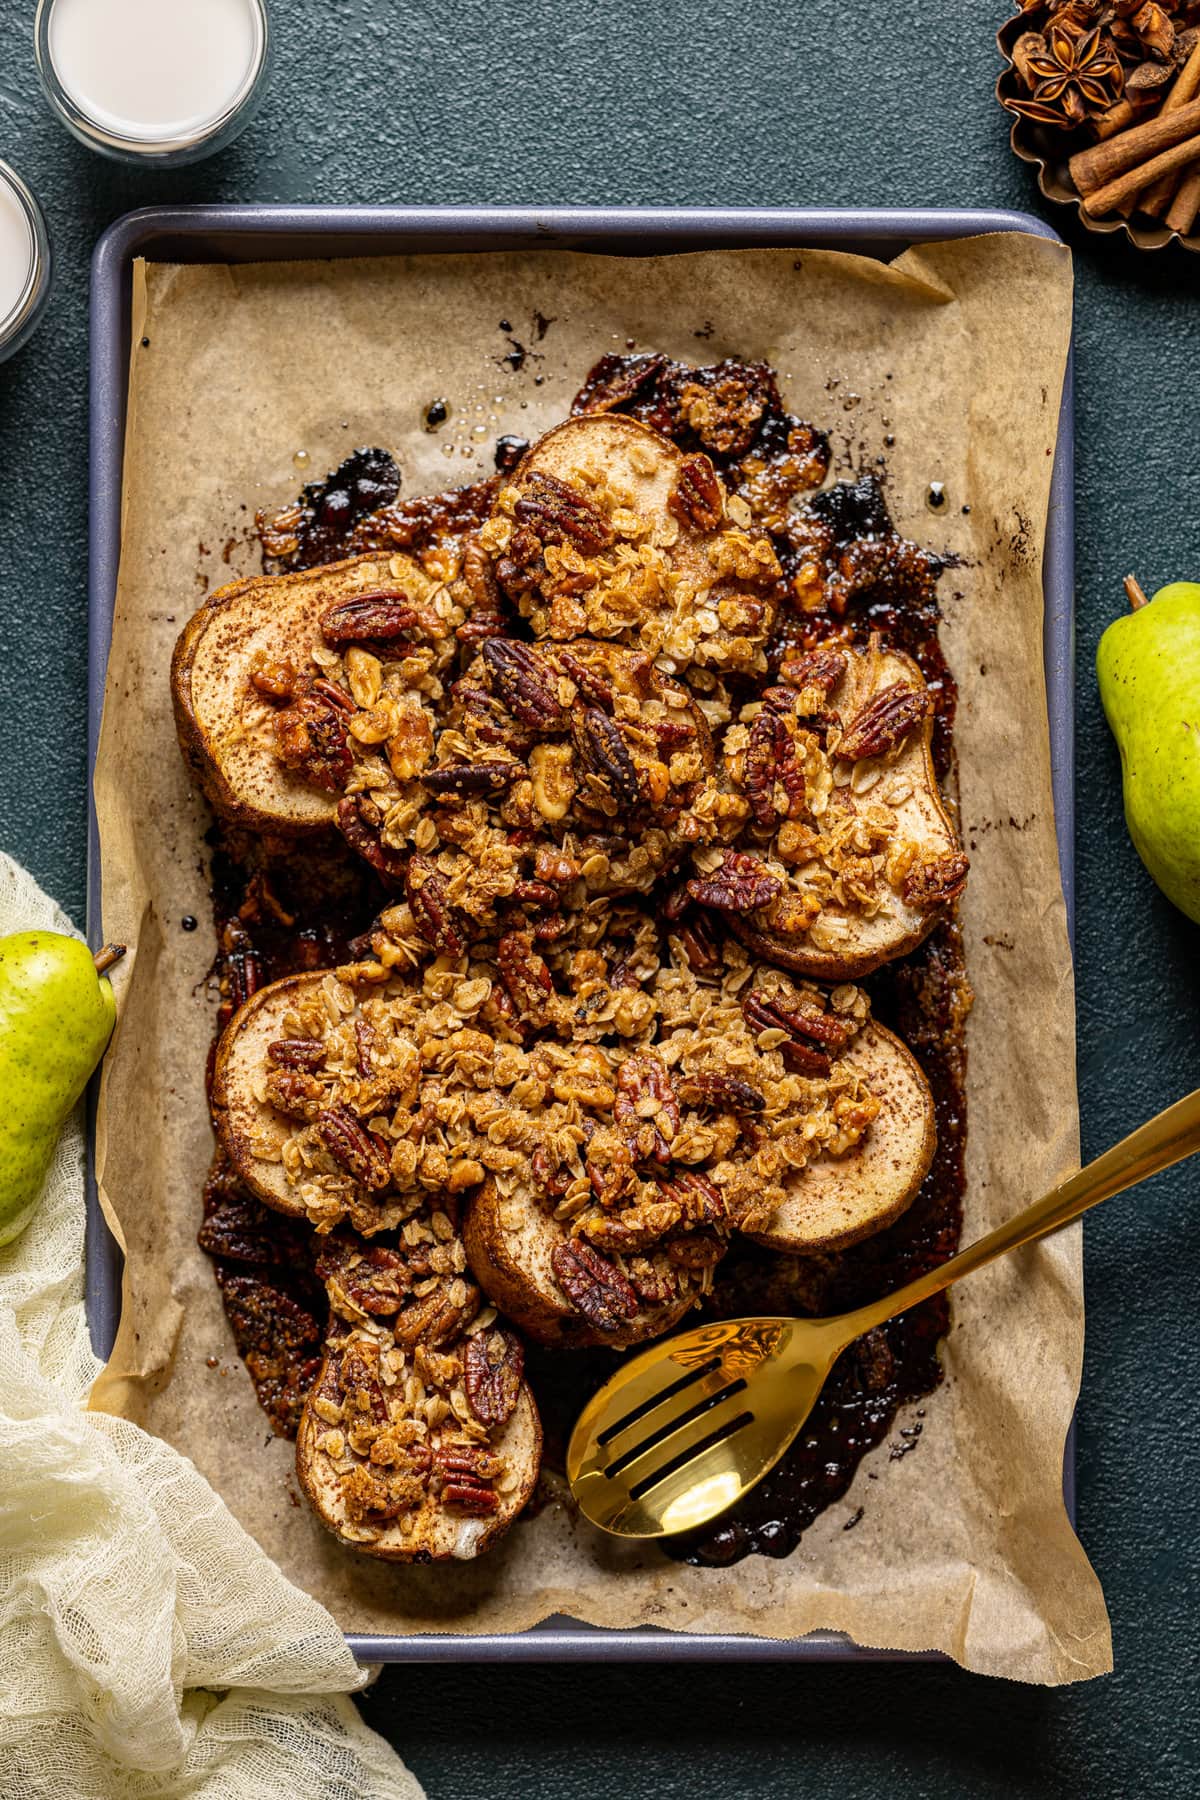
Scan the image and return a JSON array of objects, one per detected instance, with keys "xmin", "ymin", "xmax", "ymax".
[{"xmin": 567, "ymin": 1087, "xmax": 1200, "ymax": 1540}]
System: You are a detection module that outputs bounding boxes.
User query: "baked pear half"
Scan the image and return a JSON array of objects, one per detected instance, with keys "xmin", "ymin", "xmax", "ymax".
[
  {"xmin": 693, "ymin": 640, "xmax": 968, "ymax": 979},
  {"xmin": 297, "ymin": 1311, "xmax": 542, "ymax": 1561},
  {"xmin": 171, "ymin": 550, "xmax": 459, "ymax": 834},
  {"xmin": 477, "ymin": 413, "xmax": 783, "ymax": 674},
  {"xmin": 743, "ymin": 1018, "xmax": 935, "ymax": 1254},
  {"xmin": 211, "ymin": 961, "xmax": 531, "ymax": 1237},
  {"xmin": 212, "ymin": 971, "xmax": 360, "ymax": 1228},
  {"xmin": 463, "ymin": 1178, "xmax": 707, "ymax": 1350},
  {"xmin": 298, "ymin": 1359, "xmax": 540, "ymax": 1560}
]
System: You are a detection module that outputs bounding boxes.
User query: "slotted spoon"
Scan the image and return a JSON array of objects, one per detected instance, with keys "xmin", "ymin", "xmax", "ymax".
[{"xmin": 567, "ymin": 1087, "xmax": 1200, "ymax": 1540}]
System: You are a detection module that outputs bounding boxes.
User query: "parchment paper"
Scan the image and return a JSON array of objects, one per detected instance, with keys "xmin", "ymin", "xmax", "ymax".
[{"xmin": 90, "ymin": 235, "xmax": 1110, "ymax": 1683}]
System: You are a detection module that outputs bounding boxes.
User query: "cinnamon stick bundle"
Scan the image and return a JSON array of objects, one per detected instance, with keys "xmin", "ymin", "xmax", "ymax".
[
  {"xmin": 1069, "ymin": 93, "xmax": 1200, "ymax": 194},
  {"xmin": 1140, "ymin": 40, "xmax": 1200, "ymax": 216},
  {"xmin": 1082, "ymin": 131, "xmax": 1200, "ymax": 215},
  {"xmin": 1166, "ymin": 161, "xmax": 1200, "ymax": 233}
]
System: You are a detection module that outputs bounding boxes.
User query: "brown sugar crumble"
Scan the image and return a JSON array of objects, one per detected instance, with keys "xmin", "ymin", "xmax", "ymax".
[{"xmin": 195, "ymin": 349, "xmax": 970, "ymax": 1564}]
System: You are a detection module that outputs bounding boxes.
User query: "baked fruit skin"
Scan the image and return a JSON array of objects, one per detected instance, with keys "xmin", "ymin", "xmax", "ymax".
[
  {"xmin": 462, "ymin": 1179, "xmax": 701, "ymax": 1350},
  {"xmin": 171, "ymin": 550, "xmax": 457, "ymax": 837},
  {"xmin": 479, "ymin": 413, "xmax": 784, "ymax": 676},
  {"xmin": 296, "ymin": 1333, "xmax": 542, "ymax": 1563},
  {"xmin": 210, "ymin": 971, "xmax": 338, "ymax": 1224},
  {"xmin": 704, "ymin": 641, "xmax": 967, "ymax": 981},
  {"xmin": 744, "ymin": 1019, "xmax": 936, "ymax": 1255}
]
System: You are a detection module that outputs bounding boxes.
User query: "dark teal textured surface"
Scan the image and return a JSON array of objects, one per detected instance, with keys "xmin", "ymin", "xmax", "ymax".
[{"xmin": 2, "ymin": 1, "xmax": 1199, "ymax": 1794}]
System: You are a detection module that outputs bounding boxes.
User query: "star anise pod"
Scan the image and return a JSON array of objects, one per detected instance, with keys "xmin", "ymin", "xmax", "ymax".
[{"xmin": 1010, "ymin": 18, "xmax": 1124, "ymax": 125}]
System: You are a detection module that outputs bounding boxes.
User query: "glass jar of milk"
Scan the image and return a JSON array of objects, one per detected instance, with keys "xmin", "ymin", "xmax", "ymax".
[
  {"xmin": 35, "ymin": 0, "xmax": 270, "ymax": 165},
  {"xmin": 0, "ymin": 161, "xmax": 51, "ymax": 363}
]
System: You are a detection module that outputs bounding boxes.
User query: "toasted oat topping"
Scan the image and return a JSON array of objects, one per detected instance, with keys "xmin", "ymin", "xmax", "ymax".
[
  {"xmin": 249, "ymin": 934, "xmax": 881, "ymax": 1328},
  {"xmin": 707, "ymin": 637, "xmax": 964, "ymax": 946},
  {"xmin": 304, "ymin": 1248, "xmax": 525, "ymax": 1543},
  {"xmin": 480, "ymin": 449, "xmax": 782, "ymax": 675}
]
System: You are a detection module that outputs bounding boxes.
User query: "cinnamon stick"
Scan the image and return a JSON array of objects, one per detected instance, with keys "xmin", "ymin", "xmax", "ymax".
[
  {"xmin": 1093, "ymin": 99, "xmax": 1140, "ymax": 140},
  {"xmin": 1165, "ymin": 160, "xmax": 1200, "ymax": 233},
  {"xmin": 1140, "ymin": 40, "xmax": 1200, "ymax": 215},
  {"xmin": 1082, "ymin": 129, "xmax": 1200, "ymax": 214},
  {"xmin": 1070, "ymin": 92, "xmax": 1200, "ymax": 193}
]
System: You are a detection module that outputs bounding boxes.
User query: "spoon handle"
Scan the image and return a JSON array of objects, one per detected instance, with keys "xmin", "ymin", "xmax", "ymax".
[{"xmin": 840, "ymin": 1087, "xmax": 1200, "ymax": 1341}]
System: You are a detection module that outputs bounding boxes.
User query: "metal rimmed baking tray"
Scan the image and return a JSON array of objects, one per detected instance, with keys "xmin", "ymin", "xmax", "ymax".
[{"xmin": 85, "ymin": 204, "xmax": 1076, "ymax": 1663}]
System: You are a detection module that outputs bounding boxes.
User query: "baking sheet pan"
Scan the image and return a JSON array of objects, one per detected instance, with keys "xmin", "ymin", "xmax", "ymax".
[{"xmin": 85, "ymin": 205, "xmax": 1076, "ymax": 1661}]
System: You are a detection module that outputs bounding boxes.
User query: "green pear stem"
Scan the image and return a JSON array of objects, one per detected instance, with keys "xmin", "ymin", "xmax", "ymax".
[
  {"xmin": 93, "ymin": 944, "xmax": 127, "ymax": 976},
  {"xmin": 1124, "ymin": 574, "xmax": 1150, "ymax": 611}
]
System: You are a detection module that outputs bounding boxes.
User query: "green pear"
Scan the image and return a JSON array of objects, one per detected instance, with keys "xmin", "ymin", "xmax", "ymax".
[
  {"xmin": 1097, "ymin": 575, "xmax": 1200, "ymax": 926},
  {"xmin": 0, "ymin": 933, "xmax": 125, "ymax": 1247}
]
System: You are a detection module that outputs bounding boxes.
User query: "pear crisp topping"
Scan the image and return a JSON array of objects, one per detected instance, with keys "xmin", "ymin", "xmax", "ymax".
[
  {"xmin": 304, "ymin": 1229, "xmax": 528, "ymax": 1544},
  {"xmin": 192, "ymin": 351, "xmax": 973, "ymax": 1566},
  {"xmin": 709, "ymin": 638, "xmax": 967, "ymax": 944},
  {"xmin": 480, "ymin": 441, "xmax": 783, "ymax": 674},
  {"xmin": 247, "ymin": 932, "xmax": 882, "ymax": 1330}
]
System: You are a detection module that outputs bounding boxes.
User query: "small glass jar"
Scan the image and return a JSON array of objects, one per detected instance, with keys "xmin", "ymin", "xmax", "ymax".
[
  {"xmin": 34, "ymin": 0, "xmax": 270, "ymax": 167},
  {"xmin": 0, "ymin": 161, "xmax": 52, "ymax": 364}
]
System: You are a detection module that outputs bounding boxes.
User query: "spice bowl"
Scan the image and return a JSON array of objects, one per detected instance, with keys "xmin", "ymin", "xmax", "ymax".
[{"xmin": 997, "ymin": 5, "xmax": 1200, "ymax": 254}]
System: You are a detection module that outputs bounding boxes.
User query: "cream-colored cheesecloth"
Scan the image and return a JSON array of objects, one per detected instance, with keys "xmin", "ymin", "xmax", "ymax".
[{"xmin": 0, "ymin": 853, "xmax": 423, "ymax": 1799}]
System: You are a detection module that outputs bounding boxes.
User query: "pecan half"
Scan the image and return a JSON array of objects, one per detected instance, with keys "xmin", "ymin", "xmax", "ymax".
[
  {"xmin": 573, "ymin": 706, "xmax": 645, "ymax": 808},
  {"xmin": 320, "ymin": 589, "xmax": 435, "ymax": 643},
  {"xmin": 421, "ymin": 761, "xmax": 520, "ymax": 798},
  {"xmin": 586, "ymin": 1136, "xmax": 636, "ymax": 1209},
  {"xmin": 267, "ymin": 1037, "xmax": 326, "ymax": 1071},
  {"xmin": 354, "ymin": 1019, "xmax": 375, "ymax": 1075},
  {"xmin": 513, "ymin": 471, "xmax": 614, "ymax": 554},
  {"xmin": 551, "ymin": 1239, "xmax": 640, "ymax": 1331},
  {"xmin": 464, "ymin": 1327, "xmax": 525, "ymax": 1428},
  {"xmin": 336, "ymin": 796, "xmax": 409, "ymax": 882},
  {"xmin": 741, "ymin": 990, "xmax": 852, "ymax": 1076},
  {"xmin": 531, "ymin": 1145, "xmax": 572, "ymax": 1197},
  {"xmin": 668, "ymin": 453, "xmax": 724, "ymax": 531},
  {"xmin": 686, "ymin": 850, "xmax": 783, "ymax": 913},
  {"xmin": 625, "ymin": 1255, "xmax": 681, "ymax": 1307},
  {"xmin": 837, "ymin": 682, "xmax": 932, "ymax": 762},
  {"xmin": 458, "ymin": 539, "xmax": 506, "ymax": 646},
  {"xmin": 743, "ymin": 708, "xmax": 805, "ymax": 829},
  {"xmin": 778, "ymin": 646, "xmax": 848, "ymax": 702},
  {"xmin": 394, "ymin": 1280, "xmax": 479, "ymax": 1348},
  {"xmin": 653, "ymin": 713, "xmax": 698, "ymax": 750},
  {"xmin": 675, "ymin": 914, "xmax": 722, "ymax": 974},
  {"xmin": 434, "ymin": 1444, "xmax": 502, "ymax": 1514},
  {"xmin": 497, "ymin": 931, "xmax": 556, "ymax": 1027},
  {"xmin": 340, "ymin": 1341, "xmax": 391, "ymax": 1423},
  {"xmin": 615, "ymin": 1052, "xmax": 680, "ymax": 1164},
  {"xmin": 405, "ymin": 853, "xmax": 463, "ymax": 955},
  {"xmin": 511, "ymin": 878, "xmax": 560, "ymax": 911},
  {"xmin": 657, "ymin": 1169, "xmax": 728, "ymax": 1228},
  {"xmin": 554, "ymin": 649, "xmax": 615, "ymax": 711},
  {"xmin": 676, "ymin": 1071, "xmax": 766, "ymax": 1114},
  {"xmin": 901, "ymin": 849, "xmax": 969, "ymax": 910},
  {"xmin": 316, "ymin": 1239, "xmax": 411, "ymax": 1315},
  {"xmin": 273, "ymin": 694, "xmax": 354, "ymax": 792},
  {"xmin": 583, "ymin": 1199, "xmax": 681, "ymax": 1254},
  {"xmin": 317, "ymin": 1106, "xmax": 393, "ymax": 1190},
  {"xmin": 481, "ymin": 638, "xmax": 566, "ymax": 729},
  {"xmin": 264, "ymin": 1068, "xmax": 325, "ymax": 1121}
]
